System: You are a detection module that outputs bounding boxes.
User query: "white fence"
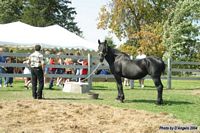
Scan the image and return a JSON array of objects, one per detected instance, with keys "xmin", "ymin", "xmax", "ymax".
[{"xmin": 0, "ymin": 52, "xmax": 200, "ymax": 89}]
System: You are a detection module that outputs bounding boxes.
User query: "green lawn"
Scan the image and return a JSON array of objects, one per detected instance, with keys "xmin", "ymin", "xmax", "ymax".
[{"xmin": 0, "ymin": 79, "xmax": 200, "ymax": 126}]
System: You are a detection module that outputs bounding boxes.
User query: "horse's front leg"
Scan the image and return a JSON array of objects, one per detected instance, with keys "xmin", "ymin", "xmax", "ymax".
[
  {"xmin": 114, "ymin": 75, "xmax": 125, "ymax": 103},
  {"xmin": 152, "ymin": 77, "xmax": 163, "ymax": 105}
]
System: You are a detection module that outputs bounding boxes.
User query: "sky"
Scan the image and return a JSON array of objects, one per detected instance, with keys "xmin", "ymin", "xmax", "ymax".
[{"xmin": 71, "ymin": 0, "xmax": 120, "ymax": 45}]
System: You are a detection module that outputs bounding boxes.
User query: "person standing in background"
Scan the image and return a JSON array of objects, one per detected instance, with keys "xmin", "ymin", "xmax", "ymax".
[
  {"xmin": 129, "ymin": 55, "xmax": 134, "ymax": 89},
  {"xmin": 48, "ymin": 52, "xmax": 57, "ymax": 89},
  {"xmin": 123, "ymin": 78, "xmax": 129, "ymax": 86},
  {"xmin": 74, "ymin": 51, "xmax": 82, "ymax": 82},
  {"xmin": 28, "ymin": 45, "xmax": 45, "ymax": 99},
  {"xmin": 77, "ymin": 59, "xmax": 88, "ymax": 81},
  {"xmin": 4, "ymin": 57, "xmax": 14, "ymax": 87},
  {"xmin": 0, "ymin": 48, "xmax": 6, "ymax": 88},
  {"xmin": 23, "ymin": 59, "xmax": 31, "ymax": 89},
  {"xmin": 44, "ymin": 50, "xmax": 50, "ymax": 87},
  {"xmin": 136, "ymin": 49, "xmax": 146, "ymax": 88},
  {"xmin": 56, "ymin": 51, "xmax": 65, "ymax": 87}
]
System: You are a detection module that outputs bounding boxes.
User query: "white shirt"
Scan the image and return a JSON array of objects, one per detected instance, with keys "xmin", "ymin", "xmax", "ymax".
[
  {"xmin": 23, "ymin": 60, "xmax": 31, "ymax": 74},
  {"xmin": 136, "ymin": 54, "xmax": 146, "ymax": 59},
  {"xmin": 28, "ymin": 51, "xmax": 44, "ymax": 67}
]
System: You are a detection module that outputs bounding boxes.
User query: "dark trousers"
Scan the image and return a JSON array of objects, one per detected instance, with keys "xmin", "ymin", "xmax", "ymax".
[
  {"xmin": 31, "ymin": 67, "xmax": 44, "ymax": 99},
  {"xmin": 49, "ymin": 70, "xmax": 56, "ymax": 89},
  {"xmin": 5, "ymin": 77, "xmax": 13, "ymax": 85}
]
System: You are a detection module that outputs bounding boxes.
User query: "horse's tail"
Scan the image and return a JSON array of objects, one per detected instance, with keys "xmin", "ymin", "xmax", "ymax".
[{"xmin": 160, "ymin": 60, "xmax": 166, "ymax": 74}]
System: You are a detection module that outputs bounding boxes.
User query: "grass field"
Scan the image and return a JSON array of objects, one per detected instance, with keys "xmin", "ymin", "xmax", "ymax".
[{"xmin": 0, "ymin": 79, "xmax": 200, "ymax": 126}]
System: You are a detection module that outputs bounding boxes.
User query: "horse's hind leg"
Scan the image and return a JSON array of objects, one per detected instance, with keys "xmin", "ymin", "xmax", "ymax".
[
  {"xmin": 152, "ymin": 77, "xmax": 163, "ymax": 105},
  {"xmin": 114, "ymin": 75, "xmax": 125, "ymax": 103}
]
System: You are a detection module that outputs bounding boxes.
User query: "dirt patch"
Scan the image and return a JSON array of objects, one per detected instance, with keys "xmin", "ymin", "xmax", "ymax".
[
  {"xmin": 192, "ymin": 90, "xmax": 200, "ymax": 96},
  {"xmin": 0, "ymin": 100, "xmax": 184, "ymax": 133}
]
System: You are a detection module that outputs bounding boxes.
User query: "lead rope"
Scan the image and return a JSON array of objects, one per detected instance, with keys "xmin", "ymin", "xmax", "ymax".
[
  {"xmin": 81, "ymin": 62, "xmax": 102, "ymax": 82},
  {"xmin": 42, "ymin": 63, "xmax": 102, "ymax": 99}
]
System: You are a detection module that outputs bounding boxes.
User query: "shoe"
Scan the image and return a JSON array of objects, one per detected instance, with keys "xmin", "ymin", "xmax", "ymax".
[
  {"xmin": 0, "ymin": 84, "xmax": 2, "ymax": 88},
  {"xmin": 28, "ymin": 83, "xmax": 32, "ymax": 88},
  {"xmin": 33, "ymin": 93, "xmax": 37, "ymax": 99},
  {"xmin": 37, "ymin": 97, "xmax": 43, "ymax": 100},
  {"xmin": 10, "ymin": 84, "xmax": 13, "ymax": 87},
  {"xmin": 37, "ymin": 95, "xmax": 43, "ymax": 99},
  {"xmin": 4, "ymin": 84, "xmax": 8, "ymax": 87},
  {"xmin": 24, "ymin": 85, "xmax": 29, "ymax": 89},
  {"xmin": 49, "ymin": 86, "xmax": 53, "ymax": 89},
  {"xmin": 141, "ymin": 84, "xmax": 144, "ymax": 88},
  {"xmin": 58, "ymin": 84, "xmax": 63, "ymax": 88}
]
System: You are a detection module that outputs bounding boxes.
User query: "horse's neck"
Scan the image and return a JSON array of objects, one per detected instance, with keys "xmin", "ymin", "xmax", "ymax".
[{"xmin": 105, "ymin": 48, "xmax": 116, "ymax": 65}]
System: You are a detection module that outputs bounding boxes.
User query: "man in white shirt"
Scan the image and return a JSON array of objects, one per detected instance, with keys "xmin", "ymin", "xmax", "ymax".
[
  {"xmin": 28, "ymin": 45, "xmax": 45, "ymax": 99},
  {"xmin": 136, "ymin": 49, "xmax": 146, "ymax": 88}
]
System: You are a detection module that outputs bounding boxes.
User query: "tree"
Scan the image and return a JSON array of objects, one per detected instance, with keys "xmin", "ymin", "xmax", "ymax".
[
  {"xmin": 118, "ymin": 44, "xmax": 137, "ymax": 56},
  {"xmin": 55, "ymin": 0, "xmax": 82, "ymax": 35},
  {"xmin": 0, "ymin": 0, "xmax": 23, "ymax": 23},
  {"xmin": 22, "ymin": 0, "xmax": 82, "ymax": 35},
  {"xmin": 97, "ymin": 0, "xmax": 177, "ymax": 41},
  {"xmin": 97, "ymin": 0, "xmax": 178, "ymax": 58},
  {"xmin": 22, "ymin": 0, "xmax": 52, "ymax": 27},
  {"xmin": 133, "ymin": 22, "xmax": 165, "ymax": 57},
  {"xmin": 0, "ymin": 0, "xmax": 82, "ymax": 35},
  {"xmin": 163, "ymin": 0, "xmax": 200, "ymax": 61},
  {"xmin": 104, "ymin": 36, "xmax": 116, "ymax": 48}
]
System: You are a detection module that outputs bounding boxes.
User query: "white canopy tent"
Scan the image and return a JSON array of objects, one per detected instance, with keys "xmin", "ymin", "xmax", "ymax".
[{"xmin": 0, "ymin": 21, "xmax": 98, "ymax": 51}]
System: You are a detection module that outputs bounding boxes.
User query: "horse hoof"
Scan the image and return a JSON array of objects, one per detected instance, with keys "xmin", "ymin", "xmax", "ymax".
[
  {"xmin": 115, "ymin": 97, "xmax": 120, "ymax": 100},
  {"xmin": 115, "ymin": 99, "xmax": 121, "ymax": 102},
  {"xmin": 156, "ymin": 100, "xmax": 163, "ymax": 105},
  {"xmin": 115, "ymin": 99, "xmax": 124, "ymax": 103}
]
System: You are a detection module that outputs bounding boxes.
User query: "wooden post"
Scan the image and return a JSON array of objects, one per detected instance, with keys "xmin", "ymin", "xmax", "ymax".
[
  {"xmin": 129, "ymin": 55, "xmax": 134, "ymax": 89},
  {"xmin": 167, "ymin": 57, "xmax": 172, "ymax": 89},
  {"xmin": 87, "ymin": 53, "xmax": 92, "ymax": 90}
]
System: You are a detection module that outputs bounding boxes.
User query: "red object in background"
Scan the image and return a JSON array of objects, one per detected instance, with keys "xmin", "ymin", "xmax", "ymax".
[
  {"xmin": 82, "ymin": 60, "xmax": 88, "ymax": 75},
  {"xmin": 49, "ymin": 58, "xmax": 56, "ymax": 71}
]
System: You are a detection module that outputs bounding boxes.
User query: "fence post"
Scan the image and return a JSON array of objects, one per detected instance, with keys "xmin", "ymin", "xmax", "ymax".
[
  {"xmin": 167, "ymin": 57, "xmax": 172, "ymax": 89},
  {"xmin": 129, "ymin": 55, "xmax": 134, "ymax": 89},
  {"xmin": 87, "ymin": 53, "xmax": 92, "ymax": 90}
]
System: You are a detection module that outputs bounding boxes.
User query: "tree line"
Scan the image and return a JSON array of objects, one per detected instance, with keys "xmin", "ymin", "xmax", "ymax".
[
  {"xmin": 97, "ymin": 0, "xmax": 200, "ymax": 62},
  {"xmin": 1, "ymin": 0, "xmax": 200, "ymax": 62}
]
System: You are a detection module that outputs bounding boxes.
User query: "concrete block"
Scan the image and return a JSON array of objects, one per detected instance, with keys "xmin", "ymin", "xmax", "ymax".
[{"xmin": 63, "ymin": 82, "xmax": 90, "ymax": 94}]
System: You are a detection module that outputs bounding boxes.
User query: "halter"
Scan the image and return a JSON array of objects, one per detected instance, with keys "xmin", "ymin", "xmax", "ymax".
[{"xmin": 98, "ymin": 51, "xmax": 107, "ymax": 57}]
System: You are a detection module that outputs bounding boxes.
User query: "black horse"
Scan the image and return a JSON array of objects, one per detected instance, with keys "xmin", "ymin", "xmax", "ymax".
[{"xmin": 98, "ymin": 40, "xmax": 165, "ymax": 105}]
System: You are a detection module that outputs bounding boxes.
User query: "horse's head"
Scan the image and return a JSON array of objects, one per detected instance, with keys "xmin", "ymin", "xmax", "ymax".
[{"xmin": 98, "ymin": 39, "xmax": 108, "ymax": 62}]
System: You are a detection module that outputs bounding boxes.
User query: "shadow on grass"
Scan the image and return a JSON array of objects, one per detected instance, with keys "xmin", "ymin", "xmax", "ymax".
[
  {"xmin": 139, "ymin": 85, "xmax": 156, "ymax": 89},
  {"xmin": 173, "ymin": 88, "xmax": 200, "ymax": 90},
  {"xmin": 93, "ymin": 85, "xmax": 108, "ymax": 89},
  {"xmin": 44, "ymin": 97, "xmax": 87, "ymax": 100},
  {"xmin": 127, "ymin": 88, "xmax": 156, "ymax": 90},
  {"xmin": 44, "ymin": 97, "xmax": 104, "ymax": 101},
  {"xmin": 125, "ymin": 99, "xmax": 193, "ymax": 105},
  {"xmin": 126, "ymin": 87, "xmax": 200, "ymax": 91},
  {"xmin": 0, "ymin": 89, "xmax": 27, "ymax": 92},
  {"xmin": 92, "ymin": 87, "xmax": 117, "ymax": 91},
  {"xmin": 44, "ymin": 88, "xmax": 63, "ymax": 91}
]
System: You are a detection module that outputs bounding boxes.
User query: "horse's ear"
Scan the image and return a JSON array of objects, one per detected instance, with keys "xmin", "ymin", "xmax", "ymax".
[
  {"xmin": 98, "ymin": 39, "xmax": 101, "ymax": 44},
  {"xmin": 104, "ymin": 40, "xmax": 108, "ymax": 51}
]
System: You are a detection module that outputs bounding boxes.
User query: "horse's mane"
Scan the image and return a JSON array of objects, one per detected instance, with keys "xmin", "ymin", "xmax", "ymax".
[{"xmin": 108, "ymin": 46, "xmax": 130, "ymax": 59}]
